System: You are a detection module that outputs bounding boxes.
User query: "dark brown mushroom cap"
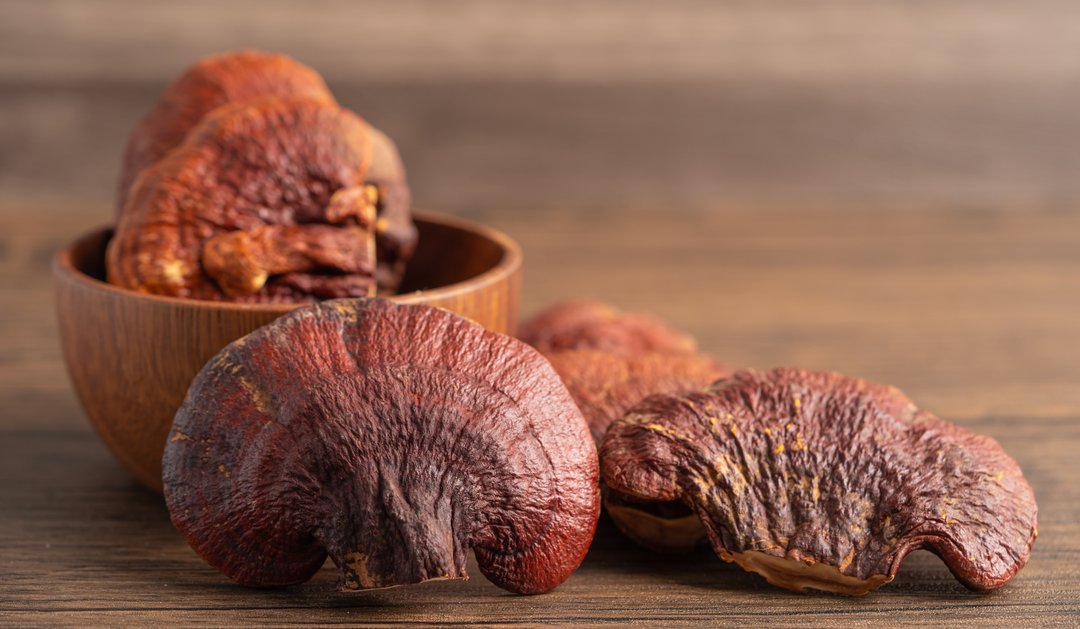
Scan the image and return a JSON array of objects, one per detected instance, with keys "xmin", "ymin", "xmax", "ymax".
[
  {"xmin": 163, "ymin": 298, "xmax": 600, "ymax": 594},
  {"xmin": 601, "ymin": 368, "xmax": 1038, "ymax": 594},
  {"xmin": 520, "ymin": 300, "xmax": 699, "ymax": 356},
  {"xmin": 546, "ymin": 349, "xmax": 730, "ymax": 445},
  {"xmin": 108, "ymin": 96, "xmax": 379, "ymax": 302},
  {"xmin": 117, "ymin": 50, "xmax": 336, "ymax": 216}
]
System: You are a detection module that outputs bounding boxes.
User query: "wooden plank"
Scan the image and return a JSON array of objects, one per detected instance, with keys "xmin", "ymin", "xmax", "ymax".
[
  {"xmin": 0, "ymin": 206, "xmax": 1077, "ymax": 625},
  {"xmin": 0, "ymin": 420, "xmax": 1077, "ymax": 626},
  {"xmin": 3, "ymin": 0, "xmax": 1080, "ymax": 84},
  {"xmin": 4, "ymin": 81, "xmax": 1080, "ymax": 211},
  {"xmin": 6, "ymin": 1, "xmax": 1080, "ymax": 212}
]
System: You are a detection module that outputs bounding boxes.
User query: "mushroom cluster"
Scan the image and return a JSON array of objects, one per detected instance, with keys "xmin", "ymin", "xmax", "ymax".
[
  {"xmin": 165, "ymin": 297, "xmax": 1038, "ymax": 596},
  {"xmin": 138, "ymin": 53, "xmax": 1038, "ymax": 599},
  {"xmin": 520, "ymin": 302, "xmax": 1038, "ymax": 594},
  {"xmin": 108, "ymin": 51, "xmax": 416, "ymax": 301}
]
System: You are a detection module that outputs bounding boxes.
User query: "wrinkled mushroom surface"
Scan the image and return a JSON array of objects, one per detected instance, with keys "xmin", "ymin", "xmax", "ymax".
[
  {"xmin": 522, "ymin": 300, "xmax": 731, "ymax": 552},
  {"xmin": 547, "ymin": 349, "xmax": 728, "ymax": 446},
  {"xmin": 116, "ymin": 50, "xmax": 417, "ymax": 293},
  {"xmin": 551, "ymin": 348, "xmax": 728, "ymax": 552},
  {"xmin": 163, "ymin": 299, "xmax": 600, "ymax": 595},
  {"xmin": 602, "ymin": 368, "xmax": 1038, "ymax": 595},
  {"xmin": 520, "ymin": 300, "xmax": 699, "ymax": 356},
  {"xmin": 521, "ymin": 300, "xmax": 727, "ymax": 444},
  {"xmin": 117, "ymin": 50, "xmax": 335, "ymax": 215},
  {"xmin": 108, "ymin": 97, "xmax": 380, "ymax": 302}
]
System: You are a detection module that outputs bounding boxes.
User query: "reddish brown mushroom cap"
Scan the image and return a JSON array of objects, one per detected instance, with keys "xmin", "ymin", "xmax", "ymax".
[
  {"xmin": 520, "ymin": 300, "xmax": 699, "ymax": 356},
  {"xmin": 602, "ymin": 368, "xmax": 1038, "ymax": 594},
  {"xmin": 163, "ymin": 299, "xmax": 600, "ymax": 594},
  {"xmin": 116, "ymin": 50, "xmax": 417, "ymax": 293},
  {"xmin": 520, "ymin": 300, "xmax": 727, "ymax": 444},
  {"xmin": 108, "ymin": 97, "xmax": 380, "ymax": 302},
  {"xmin": 546, "ymin": 349, "xmax": 729, "ymax": 445},
  {"xmin": 521, "ymin": 300, "xmax": 732, "ymax": 552},
  {"xmin": 117, "ymin": 50, "xmax": 336, "ymax": 216}
]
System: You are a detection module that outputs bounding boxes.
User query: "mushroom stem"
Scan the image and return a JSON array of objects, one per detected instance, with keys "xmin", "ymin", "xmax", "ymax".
[{"xmin": 323, "ymin": 471, "xmax": 470, "ymax": 590}]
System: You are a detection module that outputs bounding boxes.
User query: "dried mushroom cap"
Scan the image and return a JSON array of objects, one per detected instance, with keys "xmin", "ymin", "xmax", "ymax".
[
  {"xmin": 163, "ymin": 298, "xmax": 600, "ymax": 594},
  {"xmin": 520, "ymin": 300, "xmax": 698, "ymax": 356},
  {"xmin": 108, "ymin": 97, "xmax": 379, "ymax": 302},
  {"xmin": 524, "ymin": 300, "xmax": 728, "ymax": 552},
  {"xmin": 546, "ymin": 349, "xmax": 729, "ymax": 445},
  {"xmin": 602, "ymin": 368, "xmax": 1038, "ymax": 595},
  {"xmin": 117, "ymin": 50, "xmax": 335, "ymax": 216},
  {"xmin": 117, "ymin": 50, "xmax": 417, "ymax": 293}
]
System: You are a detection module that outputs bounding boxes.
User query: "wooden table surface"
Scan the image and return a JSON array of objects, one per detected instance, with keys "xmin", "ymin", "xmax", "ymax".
[{"xmin": 2, "ymin": 205, "xmax": 1078, "ymax": 627}]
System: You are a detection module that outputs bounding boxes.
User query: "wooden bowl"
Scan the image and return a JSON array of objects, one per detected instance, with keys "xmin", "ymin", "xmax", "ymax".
[{"xmin": 54, "ymin": 210, "xmax": 523, "ymax": 492}]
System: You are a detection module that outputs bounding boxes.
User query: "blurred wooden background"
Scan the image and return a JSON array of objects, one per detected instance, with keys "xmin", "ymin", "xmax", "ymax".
[{"xmin": 3, "ymin": 0, "xmax": 1080, "ymax": 214}]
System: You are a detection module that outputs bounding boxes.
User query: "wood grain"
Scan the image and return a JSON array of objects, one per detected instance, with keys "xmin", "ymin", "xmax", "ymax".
[
  {"xmin": 5, "ymin": 0, "xmax": 1080, "ymax": 84},
  {"xmin": 4, "ymin": 1, "xmax": 1080, "ymax": 212},
  {"xmin": 8, "ymin": 81, "xmax": 1080, "ymax": 214},
  {"xmin": 2, "ymin": 205, "xmax": 1079, "ymax": 626}
]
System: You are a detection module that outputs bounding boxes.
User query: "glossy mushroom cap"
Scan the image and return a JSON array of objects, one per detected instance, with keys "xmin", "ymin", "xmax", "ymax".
[
  {"xmin": 163, "ymin": 298, "xmax": 600, "ymax": 594},
  {"xmin": 602, "ymin": 368, "xmax": 1038, "ymax": 595},
  {"xmin": 365, "ymin": 127, "xmax": 417, "ymax": 291},
  {"xmin": 520, "ymin": 300, "xmax": 728, "ymax": 444}
]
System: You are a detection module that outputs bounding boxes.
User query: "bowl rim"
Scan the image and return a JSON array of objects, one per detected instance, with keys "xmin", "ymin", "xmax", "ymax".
[{"xmin": 53, "ymin": 209, "xmax": 523, "ymax": 312}]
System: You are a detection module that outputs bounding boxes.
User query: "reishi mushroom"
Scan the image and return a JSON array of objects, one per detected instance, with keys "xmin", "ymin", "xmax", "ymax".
[
  {"xmin": 520, "ymin": 299, "xmax": 699, "ymax": 356},
  {"xmin": 546, "ymin": 349, "xmax": 728, "ymax": 446},
  {"xmin": 602, "ymin": 368, "xmax": 1038, "ymax": 595},
  {"xmin": 553, "ymin": 348, "xmax": 729, "ymax": 553},
  {"xmin": 519, "ymin": 300, "xmax": 728, "ymax": 443},
  {"xmin": 163, "ymin": 298, "xmax": 601, "ymax": 594},
  {"xmin": 116, "ymin": 50, "xmax": 336, "ymax": 215},
  {"xmin": 521, "ymin": 300, "xmax": 731, "ymax": 552},
  {"xmin": 108, "ymin": 97, "xmax": 382, "ymax": 302},
  {"xmin": 115, "ymin": 50, "xmax": 417, "ymax": 293}
]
